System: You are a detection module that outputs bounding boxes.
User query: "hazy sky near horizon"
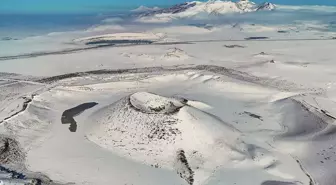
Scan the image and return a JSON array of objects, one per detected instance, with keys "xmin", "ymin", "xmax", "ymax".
[{"xmin": 1, "ymin": 0, "xmax": 336, "ymax": 13}]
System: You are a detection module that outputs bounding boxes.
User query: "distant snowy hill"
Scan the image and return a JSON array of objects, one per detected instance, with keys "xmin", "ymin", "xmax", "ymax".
[
  {"xmin": 256, "ymin": 2, "xmax": 276, "ymax": 11},
  {"xmin": 132, "ymin": 5, "xmax": 161, "ymax": 13},
  {"xmin": 137, "ymin": 0, "xmax": 276, "ymax": 22}
]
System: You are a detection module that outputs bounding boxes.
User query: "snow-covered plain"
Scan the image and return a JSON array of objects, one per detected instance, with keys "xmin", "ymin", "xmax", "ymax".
[{"xmin": 0, "ymin": 0, "xmax": 336, "ymax": 185}]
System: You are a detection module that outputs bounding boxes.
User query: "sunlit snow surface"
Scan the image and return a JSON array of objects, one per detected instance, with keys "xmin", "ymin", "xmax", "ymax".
[{"xmin": 0, "ymin": 1, "xmax": 336, "ymax": 185}]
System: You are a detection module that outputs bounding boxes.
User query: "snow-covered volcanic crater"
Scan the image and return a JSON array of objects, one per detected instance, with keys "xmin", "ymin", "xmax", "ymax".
[
  {"xmin": 6, "ymin": 66, "xmax": 330, "ymax": 185},
  {"xmin": 87, "ymin": 91, "xmax": 240, "ymax": 184},
  {"xmin": 2, "ymin": 63, "xmax": 336, "ymax": 185}
]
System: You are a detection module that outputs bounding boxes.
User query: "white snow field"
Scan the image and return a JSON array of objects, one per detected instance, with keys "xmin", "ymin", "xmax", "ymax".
[{"xmin": 0, "ymin": 0, "xmax": 336, "ymax": 185}]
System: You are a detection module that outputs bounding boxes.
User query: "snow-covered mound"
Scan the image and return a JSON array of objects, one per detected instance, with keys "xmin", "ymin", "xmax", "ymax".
[
  {"xmin": 87, "ymin": 92, "xmax": 244, "ymax": 184},
  {"xmin": 138, "ymin": 0, "xmax": 276, "ymax": 22}
]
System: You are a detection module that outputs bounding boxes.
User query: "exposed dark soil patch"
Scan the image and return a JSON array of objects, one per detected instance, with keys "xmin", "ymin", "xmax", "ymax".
[
  {"xmin": 258, "ymin": 52, "xmax": 268, "ymax": 55},
  {"xmin": 61, "ymin": 102, "xmax": 98, "ymax": 132},
  {"xmin": 277, "ymin": 30, "xmax": 288, "ymax": 33},
  {"xmin": 261, "ymin": 181, "xmax": 299, "ymax": 185},
  {"xmin": 175, "ymin": 150, "xmax": 194, "ymax": 185},
  {"xmin": 85, "ymin": 39, "xmax": 154, "ymax": 45},
  {"xmin": 240, "ymin": 111, "xmax": 263, "ymax": 121},
  {"xmin": 245, "ymin": 37, "xmax": 269, "ymax": 40},
  {"xmin": 224, "ymin": 45, "xmax": 246, "ymax": 48}
]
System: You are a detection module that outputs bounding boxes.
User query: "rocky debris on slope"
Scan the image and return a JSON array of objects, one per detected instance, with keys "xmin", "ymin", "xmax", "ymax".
[
  {"xmin": 0, "ymin": 137, "xmax": 24, "ymax": 165},
  {"xmin": 174, "ymin": 150, "xmax": 194, "ymax": 185},
  {"xmin": 120, "ymin": 48, "xmax": 191, "ymax": 61},
  {"xmin": 161, "ymin": 48, "xmax": 191, "ymax": 60},
  {"xmin": 0, "ymin": 136, "xmax": 56, "ymax": 185},
  {"xmin": 0, "ymin": 167, "xmax": 40, "ymax": 185},
  {"xmin": 87, "ymin": 94, "xmax": 184, "ymax": 161},
  {"xmin": 236, "ymin": 0, "xmax": 256, "ymax": 11},
  {"xmin": 256, "ymin": 2, "xmax": 276, "ymax": 11}
]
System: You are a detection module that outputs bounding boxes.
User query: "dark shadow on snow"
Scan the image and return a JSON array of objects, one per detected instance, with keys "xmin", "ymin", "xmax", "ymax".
[{"xmin": 61, "ymin": 102, "xmax": 98, "ymax": 132}]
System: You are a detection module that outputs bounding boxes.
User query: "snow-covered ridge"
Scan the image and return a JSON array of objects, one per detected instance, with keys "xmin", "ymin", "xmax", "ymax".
[
  {"xmin": 131, "ymin": 5, "xmax": 161, "ymax": 13},
  {"xmin": 138, "ymin": 0, "xmax": 276, "ymax": 22},
  {"xmin": 73, "ymin": 32, "xmax": 166, "ymax": 45}
]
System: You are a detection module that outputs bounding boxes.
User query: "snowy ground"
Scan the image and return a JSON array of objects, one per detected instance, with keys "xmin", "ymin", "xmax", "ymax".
[{"xmin": 0, "ymin": 1, "xmax": 336, "ymax": 185}]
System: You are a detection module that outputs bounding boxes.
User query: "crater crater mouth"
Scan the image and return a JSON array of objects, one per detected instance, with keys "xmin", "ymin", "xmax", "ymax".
[{"xmin": 129, "ymin": 92, "xmax": 187, "ymax": 114}]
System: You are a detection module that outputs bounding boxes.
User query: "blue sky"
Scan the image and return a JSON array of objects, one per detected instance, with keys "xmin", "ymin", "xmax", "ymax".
[{"xmin": 1, "ymin": 0, "xmax": 336, "ymax": 14}]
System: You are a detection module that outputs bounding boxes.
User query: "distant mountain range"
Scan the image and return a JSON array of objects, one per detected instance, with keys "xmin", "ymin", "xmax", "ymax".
[
  {"xmin": 131, "ymin": 5, "xmax": 161, "ymax": 13},
  {"xmin": 135, "ymin": 0, "xmax": 276, "ymax": 21}
]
